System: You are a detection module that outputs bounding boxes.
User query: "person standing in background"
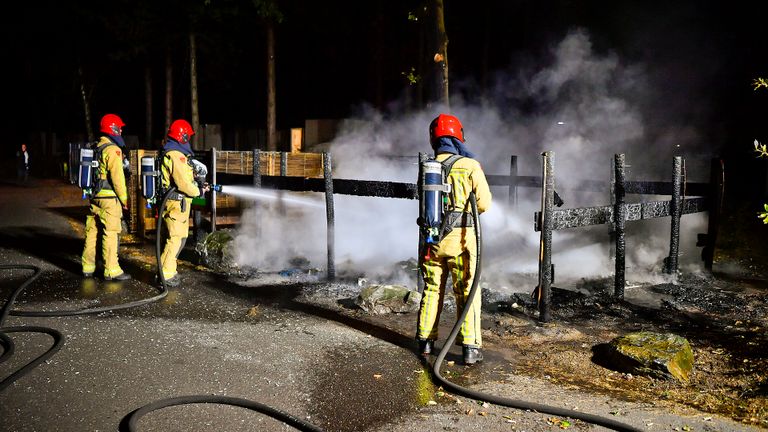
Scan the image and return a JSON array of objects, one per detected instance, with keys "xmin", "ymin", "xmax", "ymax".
[{"xmin": 16, "ymin": 143, "xmax": 29, "ymax": 182}]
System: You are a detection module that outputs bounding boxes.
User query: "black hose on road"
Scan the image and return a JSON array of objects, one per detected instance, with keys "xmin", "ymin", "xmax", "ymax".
[
  {"xmin": 1, "ymin": 247, "xmax": 168, "ymax": 389},
  {"xmin": 429, "ymin": 193, "xmax": 645, "ymax": 432},
  {"xmin": 122, "ymin": 395, "xmax": 325, "ymax": 432},
  {"xmin": 0, "ymin": 265, "xmax": 65, "ymax": 391}
]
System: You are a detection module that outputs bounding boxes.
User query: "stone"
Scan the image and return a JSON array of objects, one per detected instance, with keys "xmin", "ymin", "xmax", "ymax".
[
  {"xmin": 603, "ymin": 331, "xmax": 694, "ymax": 381},
  {"xmin": 355, "ymin": 284, "xmax": 422, "ymax": 315},
  {"xmin": 196, "ymin": 229, "xmax": 238, "ymax": 272}
]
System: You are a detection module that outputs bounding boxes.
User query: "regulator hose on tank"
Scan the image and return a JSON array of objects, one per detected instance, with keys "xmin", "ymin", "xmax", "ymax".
[{"xmin": 429, "ymin": 192, "xmax": 644, "ymax": 432}]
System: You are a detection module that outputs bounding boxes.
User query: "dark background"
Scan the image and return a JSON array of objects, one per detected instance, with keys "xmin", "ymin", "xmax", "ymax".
[{"xmin": 3, "ymin": 0, "xmax": 768, "ymax": 196}]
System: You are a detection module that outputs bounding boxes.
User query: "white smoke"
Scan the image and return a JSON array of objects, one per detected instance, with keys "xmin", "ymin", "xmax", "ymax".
[{"xmin": 232, "ymin": 28, "xmax": 710, "ymax": 292}]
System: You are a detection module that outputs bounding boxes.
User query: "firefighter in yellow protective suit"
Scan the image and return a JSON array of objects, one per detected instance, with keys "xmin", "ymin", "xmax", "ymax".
[
  {"xmin": 81, "ymin": 113, "xmax": 131, "ymax": 281},
  {"xmin": 159, "ymin": 119, "xmax": 207, "ymax": 287},
  {"xmin": 416, "ymin": 114, "xmax": 492, "ymax": 365}
]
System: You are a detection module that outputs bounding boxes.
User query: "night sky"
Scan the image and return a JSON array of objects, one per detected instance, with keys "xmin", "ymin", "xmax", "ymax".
[{"xmin": 4, "ymin": 1, "xmax": 768, "ymax": 178}]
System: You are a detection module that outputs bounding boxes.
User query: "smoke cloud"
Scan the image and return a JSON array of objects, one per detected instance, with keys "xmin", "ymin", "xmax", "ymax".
[{"xmin": 232, "ymin": 28, "xmax": 710, "ymax": 294}]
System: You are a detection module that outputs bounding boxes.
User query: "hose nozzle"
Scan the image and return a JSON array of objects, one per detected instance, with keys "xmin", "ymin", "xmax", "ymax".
[{"xmin": 211, "ymin": 184, "xmax": 222, "ymax": 193}]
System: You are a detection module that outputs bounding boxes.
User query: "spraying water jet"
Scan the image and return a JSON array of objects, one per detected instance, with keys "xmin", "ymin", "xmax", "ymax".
[{"xmin": 215, "ymin": 185, "xmax": 325, "ymax": 209}]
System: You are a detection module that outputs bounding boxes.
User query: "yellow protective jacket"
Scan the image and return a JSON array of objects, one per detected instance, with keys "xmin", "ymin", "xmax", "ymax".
[
  {"xmin": 93, "ymin": 136, "xmax": 129, "ymax": 206},
  {"xmin": 162, "ymin": 150, "xmax": 200, "ymax": 198}
]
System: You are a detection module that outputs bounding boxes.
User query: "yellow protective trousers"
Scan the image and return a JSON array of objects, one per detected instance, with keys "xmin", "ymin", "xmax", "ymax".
[
  {"xmin": 160, "ymin": 198, "xmax": 192, "ymax": 280},
  {"xmin": 416, "ymin": 227, "xmax": 482, "ymax": 347},
  {"xmin": 81, "ymin": 198, "xmax": 124, "ymax": 277}
]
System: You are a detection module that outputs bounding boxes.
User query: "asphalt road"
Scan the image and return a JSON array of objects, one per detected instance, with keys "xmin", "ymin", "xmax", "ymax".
[{"xmin": 0, "ymin": 178, "xmax": 761, "ymax": 432}]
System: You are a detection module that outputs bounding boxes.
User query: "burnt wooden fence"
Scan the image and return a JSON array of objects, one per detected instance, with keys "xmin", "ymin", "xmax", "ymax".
[{"xmin": 532, "ymin": 152, "xmax": 724, "ymax": 322}]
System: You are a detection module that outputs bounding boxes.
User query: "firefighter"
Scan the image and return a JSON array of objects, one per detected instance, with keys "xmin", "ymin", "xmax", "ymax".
[
  {"xmin": 159, "ymin": 119, "xmax": 208, "ymax": 287},
  {"xmin": 416, "ymin": 113, "xmax": 492, "ymax": 365},
  {"xmin": 81, "ymin": 113, "xmax": 131, "ymax": 281}
]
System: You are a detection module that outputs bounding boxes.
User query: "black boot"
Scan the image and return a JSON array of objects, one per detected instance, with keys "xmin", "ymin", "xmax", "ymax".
[
  {"xmin": 105, "ymin": 272, "xmax": 131, "ymax": 281},
  {"xmin": 463, "ymin": 345, "xmax": 483, "ymax": 365}
]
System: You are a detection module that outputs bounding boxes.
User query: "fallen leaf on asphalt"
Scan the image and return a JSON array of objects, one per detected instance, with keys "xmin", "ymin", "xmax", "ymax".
[
  {"xmin": 465, "ymin": 408, "xmax": 474, "ymax": 415},
  {"xmin": 373, "ymin": 374, "xmax": 382, "ymax": 379},
  {"xmin": 427, "ymin": 400, "xmax": 437, "ymax": 405}
]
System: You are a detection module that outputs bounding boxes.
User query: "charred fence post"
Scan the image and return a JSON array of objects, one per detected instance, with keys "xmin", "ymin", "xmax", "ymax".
[
  {"xmin": 211, "ymin": 147, "xmax": 217, "ymax": 232},
  {"xmin": 613, "ymin": 154, "xmax": 626, "ymax": 298},
  {"xmin": 251, "ymin": 148, "xmax": 262, "ymax": 242},
  {"xmin": 537, "ymin": 151, "xmax": 554, "ymax": 322},
  {"xmin": 664, "ymin": 156, "xmax": 683, "ymax": 274},
  {"xmin": 252, "ymin": 149, "xmax": 261, "ymax": 188},
  {"xmin": 417, "ymin": 153, "xmax": 427, "ymax": 293},
  {"xmin": 701, "ymin": 158, "xmax": 724, "ymax": 270},
  {"xmin": 278, "ymin": 152, "xmax": 288, "ymax": 216},
  {"xmin": 323, "ymin": 152, "xmax": 336, "ymax": 281},
  {"xmin": 509, "ymin": 155, "xmax": 518, "ymax": 209},
  {"xmin": 609, "ymin": 157, "xmax": 616, "ymax": 260}
]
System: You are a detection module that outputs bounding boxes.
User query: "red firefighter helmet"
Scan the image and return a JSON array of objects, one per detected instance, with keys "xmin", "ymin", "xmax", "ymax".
[
  {"xmin": 429, "ymin": 113, "xmax": 464, "ymax": 143},
  {"xmin": 100, "ymin": 114, "xmax": 125, "ymax": 136},
  {"xmin": 168, "ymin": 119, "xmax": 195, "ymax": 144}
]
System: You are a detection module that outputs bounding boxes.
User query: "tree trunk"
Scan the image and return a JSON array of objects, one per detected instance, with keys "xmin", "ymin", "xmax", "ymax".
[
  {"xmin": 164, "ymin": 46, "xmax": 173, "ymax": 137},
  {"xmin": 78, "ymin": 64, "xmax": 94, "ymax": 143},
  {"xmin": 266, "ymin": 20, "xmax": 277, "ymax": 152},
  {"xmin": 434, "ymin": 0, "xmax": 450, "ymax": 109},
  {"xmin": 189, "ymin": 32, "xmax": 201, "ymax": 150},
  {"xmin": 144, "ymin": 66, "xmax": 153, "ymax": 148},
  {"xmin": 373, "ymin": 0, "xmax": 385, "ymax": 110}
]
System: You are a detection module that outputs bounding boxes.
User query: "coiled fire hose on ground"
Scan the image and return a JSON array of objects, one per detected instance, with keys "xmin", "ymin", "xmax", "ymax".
[
  {"xmin": 0, "ymin": 256, "xmax": 168, "ymax": 392},
  {"xmin": 0, "ymin": 265, "xmax": 63, "ymax": 392}
]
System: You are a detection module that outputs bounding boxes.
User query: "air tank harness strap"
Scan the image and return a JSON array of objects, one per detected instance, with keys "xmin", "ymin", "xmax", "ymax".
[
  {"xmin": 166, "ymin": 190, "xmax": 188, "ymax": 212},
  {"xmin": 98, "ymin": 179, "xmax": 114, "ymax": 191},
  {"xmin": 446, "ymin": 211, "xmax": 474, "ymax": 228}
]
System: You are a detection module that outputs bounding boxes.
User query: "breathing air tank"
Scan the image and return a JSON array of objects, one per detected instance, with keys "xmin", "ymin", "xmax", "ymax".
[
  {"xmin": 140, "ymin": 156, "xmax": 158, "ymax": 207},
  {"xmin": 420, "ymin": 159, "xmax": 448, "ymax": 245},
  {"xmin": 78, "ymin": 148, "xmax": 95, "ymax": 191}
]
